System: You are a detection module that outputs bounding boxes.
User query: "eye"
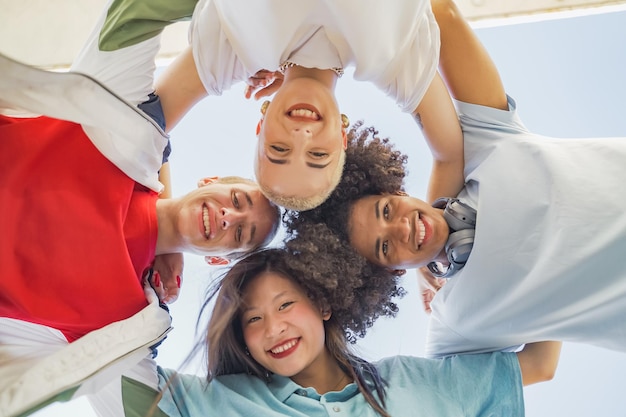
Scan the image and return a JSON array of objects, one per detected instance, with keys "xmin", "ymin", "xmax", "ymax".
[
  {"xmin": 232, "ymin": 191, "xmax": 240, "ymax": 209},
  {"xmin": 383, "ymin": 203, "xmax": 390, "ymax": 220},
  {"xmin": 382, "ymin": 240, "xmax": 389, "ymax": 257},
  {"xmin": 279, "ymin": 301, "xmax": 294, "ymax": 311},
  {"xmin": 246, "ymin": 315, "xmax": 261, "ymax": 324},
  {"xmin": 270, "ymin": 145, "xmax": 288, "ymax": 153},
  {"xmin": 309, "ymin": 151, "xmax": 328, "ymax": 159},
  {"xmin": 236, "ymin": 225, "xmax": 243, "ymax": 242}
]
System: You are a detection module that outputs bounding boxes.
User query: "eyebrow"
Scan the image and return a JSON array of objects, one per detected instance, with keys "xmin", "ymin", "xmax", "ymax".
[
  {"xmin": 266, "ymin": 155, "xmax": 330, "ymax": 169},
  {"xmin": 374, "ymin": 200, "xmax": 381, "ymax": 261},
  {"xmin": 248, "ymin": 224, "xmax": 256, "ymax": 245}
]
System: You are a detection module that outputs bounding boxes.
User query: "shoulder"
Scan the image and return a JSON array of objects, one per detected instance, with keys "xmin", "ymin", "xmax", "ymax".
[{"xmin": 455, "ymin": 95, "xmax": 528, "ymax": 136}]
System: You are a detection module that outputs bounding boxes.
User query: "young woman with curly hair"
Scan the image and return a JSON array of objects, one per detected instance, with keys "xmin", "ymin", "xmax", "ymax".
[
  {"xmin": 286, "ymin": 0, "xmax": 626, "ymax": 362},
  {"xmin": 105, "ymin": 226, "xmax": 558, "ymax": 417}
]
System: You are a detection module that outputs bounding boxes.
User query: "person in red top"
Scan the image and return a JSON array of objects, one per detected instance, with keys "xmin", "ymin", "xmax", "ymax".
[
  {"xmin": 0, "ymin": 113, "xmax": 279, "ymax": 342},
  {"xmin": 0, "ymin": 3, "xmax": 280, "ymax": 413}
]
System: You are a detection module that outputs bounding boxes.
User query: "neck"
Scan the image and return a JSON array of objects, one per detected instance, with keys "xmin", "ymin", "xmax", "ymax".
[
  {"xmin": 283, "ymin": 65, "xmax": 339, "ymax": 90},
  {"xmin": 290, "ymin": 354, "xmax": 352, "ymax": 394},
  {"xmin": 154, "ymin": 198, "xmax": 183, "ymax": 255}
]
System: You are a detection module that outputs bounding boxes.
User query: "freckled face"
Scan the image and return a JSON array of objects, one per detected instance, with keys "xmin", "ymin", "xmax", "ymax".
[
  {"xmin": 175, "ymin": 182, "xmax": 277, "ymax": 256},
  {"xmin": 240, "ymin": 272, "xmax": 330, "ymax": 380},
  {"xmin": 348, "ymin": 194, "xmax": 449, "ymax": 269}
]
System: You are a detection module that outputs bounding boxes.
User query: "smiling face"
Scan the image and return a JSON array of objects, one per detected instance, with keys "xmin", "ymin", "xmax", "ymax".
[
  {"xmin": 348, "ymin": 194, "xmax": 450, "ymax": 270},
  {"xmin": 255, "ymin": 77, "xmax": 346, "ymax": 207},
  {"xmin": 240, "ymin": 271, "xmax": 331, "ymax": 381},
  {"xmin": 174, "ymin": 181, "xmax": 277, "ymax": 256}
]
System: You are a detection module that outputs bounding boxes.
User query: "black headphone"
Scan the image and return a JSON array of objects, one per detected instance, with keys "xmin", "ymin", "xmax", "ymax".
[{"xmin": 426, "ymin": 198, "xmax": 476, "ymax": 278}]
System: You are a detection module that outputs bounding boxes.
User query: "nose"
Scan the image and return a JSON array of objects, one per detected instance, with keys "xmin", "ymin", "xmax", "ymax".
[
  {"xmin": 291, "ymin": 126, "xmax": 313, "ymax": 138},
  {"xmin": 389, "ymin": 217, "xmax": 411, "ymax": 244},
  {"xmin": 264, "ymin": 315, "xmax": 286, "ymax": 338},
  {"xmin": 220, "ymin": 207, "xmax": 245, "ymax": 229}
]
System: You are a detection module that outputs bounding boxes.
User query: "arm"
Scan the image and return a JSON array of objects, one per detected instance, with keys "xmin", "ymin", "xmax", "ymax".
[
  {"xmin": 431, "ymin": 0, "xmax": 508, "ymax": 110},
  {"xmin": 413, "ymin": 72, "xmax": 465, "ymax": 203},
  {"xmin": 154, "ymin": 46, "xmax": 208, "ymax": 132},
  {"xmin": 516, "ymin": 341, "xmax": 562, "ymax": 386}
]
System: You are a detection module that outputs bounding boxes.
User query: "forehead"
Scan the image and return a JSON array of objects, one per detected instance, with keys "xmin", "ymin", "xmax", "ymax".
[
  {"xmin": 242, "ymin": 271, "xmax": 300, "ymax": 302},
  {"xmin": 348, "ymin": 195, "xmax": 384, "ymax": 262},
  {"xmin": 350, "ymin": 194, "xmax": 384, "ymax": 221}
]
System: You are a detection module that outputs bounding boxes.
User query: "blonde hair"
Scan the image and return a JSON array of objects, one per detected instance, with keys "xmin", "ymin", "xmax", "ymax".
[{"xmin": 259, "ymin": 150, "xmax": 346, "ymax": 211}]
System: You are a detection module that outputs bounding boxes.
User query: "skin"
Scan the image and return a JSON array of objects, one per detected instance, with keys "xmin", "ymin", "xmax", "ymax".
[
  {"xmin": 154, "ymin": 179, "xmax": 276, "ymax": 257},
  {"xmin": 349, "ymin": 193, "xmax": 450, "ymax": 269},
  {"xmin": 240, "ymin": 271, "xmax": 350, "ymax": 394},
  {"xmin": 255, "ymin": 66, "xmax": 346, "ymax": 200}
]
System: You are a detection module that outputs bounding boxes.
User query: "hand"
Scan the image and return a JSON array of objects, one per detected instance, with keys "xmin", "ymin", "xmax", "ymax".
[
  {"xmin": 417, "ymin": 266, "xmax": 446, "ymax": 314},
  {"xmin": 244, "ymin": 70, "xmax": 284, "ymax": 100},
  {"xmin": 148, "ymin": 253, "xmax": 184, "ymax": 304}
]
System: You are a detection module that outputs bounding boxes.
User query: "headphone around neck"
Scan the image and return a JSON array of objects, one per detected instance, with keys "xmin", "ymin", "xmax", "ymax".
[{"xmin": 426, "ymin": 198, "xmax": 476, "ymax": 278}]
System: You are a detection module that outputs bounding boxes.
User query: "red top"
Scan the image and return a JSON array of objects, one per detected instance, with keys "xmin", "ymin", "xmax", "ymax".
[{"xmin": 0, "ymin": 115, "xmax": 158, "ymax": 342}]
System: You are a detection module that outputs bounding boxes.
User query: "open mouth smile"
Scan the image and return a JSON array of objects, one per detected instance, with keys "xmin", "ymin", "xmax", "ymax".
[
  {"xmin": 202, "ymin": 204, "xmax": 213, "ymax": 239},
  {"xmin": 286, "ymin": 104, "xmax": 321, "ymax": 121},
  {"xmin": 268, "ymin": 338, "xmax": 300, "ymax": 358}
]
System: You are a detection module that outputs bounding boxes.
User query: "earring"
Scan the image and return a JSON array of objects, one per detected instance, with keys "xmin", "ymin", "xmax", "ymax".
[
  {"xmin": 341, "ymin": 113, "xmax": 349, "ymax": 129},
  {"xmin": 260, "ymin": 100, "xmax": 270, "ymax": 115},
  {"xmin": 245, "ymin": 346, "xmax": 251, "ymax": 356}
]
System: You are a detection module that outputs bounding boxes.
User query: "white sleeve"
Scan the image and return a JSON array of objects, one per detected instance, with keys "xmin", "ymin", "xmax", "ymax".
[
  {"xmin": 0, "ymin": 287, "xmax": 171, "ymax": 417},
  {"xmin": 70, "ymin": 0, "xmax": 161, "ymax": 106}
]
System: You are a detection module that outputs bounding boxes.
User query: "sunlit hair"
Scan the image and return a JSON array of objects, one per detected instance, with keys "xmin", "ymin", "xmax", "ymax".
[
  {"xmin": 214, "ymin": 175, "xmax": 282, "ymax": 254},
  {"xmin": 284, "ymin": 121, "xmax": 408, "ymax": 244},
  {"xmin": 197, "ymin": 224, "xmax": 404, "ymax": 416},
  {"xmin": 256, "ymin": 149, "xmax": 346, "ymax": 211}
]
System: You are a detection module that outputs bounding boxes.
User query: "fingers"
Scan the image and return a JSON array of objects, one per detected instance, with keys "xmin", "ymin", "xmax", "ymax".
[
  {"xmin": 149, "ymin": 270, "xmax": 182, "ymax": 304},
  {"xmin": 416, "ymin": 267, "xmax": 447, "ymax": 313},
  {"xmin": 244, "ymin": 70, "xmax": 284, "ymax": 100},
  {"xmin": 151, "ymin": 253, "xmax": 184, "ymax": 304},
  {"xmin": 422, "ymin": 288, "xmax": 436, "ymax": 314}
]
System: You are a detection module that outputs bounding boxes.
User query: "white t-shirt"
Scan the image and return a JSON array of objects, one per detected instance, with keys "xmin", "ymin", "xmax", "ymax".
[
  {"xmin": 189, "ymin": 0, "xmax": 440, "ymax": 113},
  {"xmin": 426, "ymin": 96, "xmax": 626, "ymax": 358}
]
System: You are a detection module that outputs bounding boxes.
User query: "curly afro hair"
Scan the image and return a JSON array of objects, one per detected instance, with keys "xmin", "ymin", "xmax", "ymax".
[
  {"xmin": 285, "ymin": 121, "xmax": 409, "ymax": 243},
  {"xmin": 283, "ymin": 222, "xmax": 405, "ymax": 342}
]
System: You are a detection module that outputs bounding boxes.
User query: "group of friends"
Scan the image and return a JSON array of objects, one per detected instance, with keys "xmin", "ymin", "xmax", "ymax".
[{"xmin": 1, "ymin": 0, "xmax": 625, "ymax": 416}]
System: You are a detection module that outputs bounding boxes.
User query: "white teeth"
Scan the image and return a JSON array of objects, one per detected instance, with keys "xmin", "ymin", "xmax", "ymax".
[
  {"xmin": 203, "ymin": 206, "xmax": 210, "ymax": 239},
  {"xmin": 271, "ymin": 339, "xmax": 297, "ymax": 354},
  {"xmin": 289, "ymin": 108, "xmax": 319, "ymax": 120},
  {"xmin": 417, "ymin": 218, "xmax": 425, "ymax": 246}
]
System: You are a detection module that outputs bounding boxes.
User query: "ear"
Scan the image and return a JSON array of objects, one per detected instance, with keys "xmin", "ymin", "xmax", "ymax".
[
  {"xmin": 256, "ymin": 119, "xmax": 263, "ymax": 136},
  {"xmin": 391, "ymin": 269, "xmax": 406, "ymax": 277},
  {"xmin": 198, "ymin": 176, "xmax": 219, "ymax": 188},
  {"xmin": 394, "ymin": 190, "xmax": 408, "ymax": 197},
  {"xmin": 342, "ymin": 128, "xmax": 348, "ymax": 150},
  {"xmin": 321, "ymin": 306, "xmax": 332, "ymax": 321},
  {"xmin": 205, "ymin": 256, "xmax": 230, "ymax": 266}
]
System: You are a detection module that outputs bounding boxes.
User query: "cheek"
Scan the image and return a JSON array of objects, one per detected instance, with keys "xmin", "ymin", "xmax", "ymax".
[{"xmin": 242, "ymin": 326, "xmax": 260, "ymax": 350}]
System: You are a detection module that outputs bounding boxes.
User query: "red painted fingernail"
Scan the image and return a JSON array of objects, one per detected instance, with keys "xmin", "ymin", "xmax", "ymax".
[
  {"xmin": 176, "ymin": 276, "xmax": 181, "ymax": 288},
  {"xmin": 154, "ymin": 271, "xmax": 161, "ymax": 287}
]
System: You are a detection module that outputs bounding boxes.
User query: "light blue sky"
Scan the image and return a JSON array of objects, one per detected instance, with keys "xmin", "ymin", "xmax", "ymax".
[{"xmin": 36, "ymin": 8, "xmax": 626, "ymax": 417}]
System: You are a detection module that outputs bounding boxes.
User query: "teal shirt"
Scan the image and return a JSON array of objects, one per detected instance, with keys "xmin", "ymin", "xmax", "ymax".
[{"xmin": 157, "ymin": 353, "xmax": 523, "ymax": 416}]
